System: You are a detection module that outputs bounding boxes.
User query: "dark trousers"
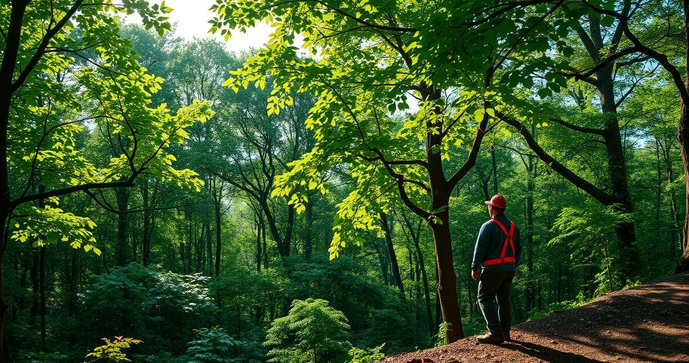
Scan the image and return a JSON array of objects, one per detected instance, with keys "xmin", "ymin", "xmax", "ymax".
[{"xmin": 477, "ymin": 270, "xmax": 515, "ymax": 335}]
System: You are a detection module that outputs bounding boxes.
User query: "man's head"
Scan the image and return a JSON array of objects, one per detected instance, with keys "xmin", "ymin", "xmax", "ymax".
[{"xmin": 485, "ymin": 194, "xmax": 506, "ymax": 217}]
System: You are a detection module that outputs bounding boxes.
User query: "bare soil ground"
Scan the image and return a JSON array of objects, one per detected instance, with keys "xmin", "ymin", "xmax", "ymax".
[{"xmin": 381, "ymin": 272, "xmax": 689, "ymax": 363}]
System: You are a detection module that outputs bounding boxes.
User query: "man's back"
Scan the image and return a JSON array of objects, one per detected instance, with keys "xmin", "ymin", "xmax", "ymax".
[{"xmin": 471, "ymin": 214, "xmax": 522, "ymax": 273}]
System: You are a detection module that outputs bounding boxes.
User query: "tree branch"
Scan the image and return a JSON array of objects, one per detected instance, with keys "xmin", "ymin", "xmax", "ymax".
[{"xmin": 497, "ymin": 111, "xmax": 616, "ymax": 205}]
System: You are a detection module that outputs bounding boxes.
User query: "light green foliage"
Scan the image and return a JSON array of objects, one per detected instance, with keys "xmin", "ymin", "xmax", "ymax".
[
  {"xmin": 265, "ymin": 298, "xmax": 351, "ymax": 363},
  {"xmin": 210, "ymin": 0, "xmax": 575, "ymax": 259},
  {"xmin": 4, "ymin": 0, "xmax": 213, "ymax": 255},
  {"xmin": 348, "ymin": 344, "xmax": 385, "ymax": 363},
  {"xmin": 550, "ymin": 203, "xmax": 633, "ymax": 293},
  {"xmin": 85, "ymin": 336, "xmax": 142, "ymax": 362}
]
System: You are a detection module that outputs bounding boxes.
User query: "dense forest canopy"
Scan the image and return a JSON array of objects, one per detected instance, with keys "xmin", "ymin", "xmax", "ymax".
[{"xmin": 1, "ymin": 0, "xmax": 687, "ymax": 362}]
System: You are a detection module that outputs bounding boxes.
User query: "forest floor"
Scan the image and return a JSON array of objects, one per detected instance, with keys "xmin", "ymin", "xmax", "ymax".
[{"xmin": 381, "ymin": 272, "xmax": 689, "ymax": 363}]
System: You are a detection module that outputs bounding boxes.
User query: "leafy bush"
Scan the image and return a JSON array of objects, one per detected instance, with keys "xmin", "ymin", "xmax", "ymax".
[
  {"xmin": 186, "ymin": 326, "xmax": 262, "ymax": 363},
  {"xmin": 265, "ymin": 298, "xmax": 351, "ymax": 363},
  {"xmin": 85, "ymin": 336, "xmax": 142, "ymax": 362},
  {"xmin": 348, "ymin": 344, "xmax": 385, "ymax": 363},
  {"xmin": 83, "ymin": 263, "xmax": 218, "ymax": 354}
]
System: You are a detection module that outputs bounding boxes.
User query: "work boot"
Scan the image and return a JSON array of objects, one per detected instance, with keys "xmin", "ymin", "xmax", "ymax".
[
  {"xmin": 504, "ymin": 331, "xmax": 511, "ymax": 342},
  {"xmin": 477, "ymin": 332, "xmax": 504, "ymax": 344}
]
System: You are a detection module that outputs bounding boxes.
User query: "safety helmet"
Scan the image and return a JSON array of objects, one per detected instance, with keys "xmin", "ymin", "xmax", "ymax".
[{"xmin": 485, "ymin": 194, "xmax": 507, "ymax": 209}]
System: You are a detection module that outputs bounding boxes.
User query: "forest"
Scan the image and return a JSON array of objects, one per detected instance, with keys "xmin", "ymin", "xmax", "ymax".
[{"xmin": 1, "ymin": 0, "xmax": 688, "ymax": 362}]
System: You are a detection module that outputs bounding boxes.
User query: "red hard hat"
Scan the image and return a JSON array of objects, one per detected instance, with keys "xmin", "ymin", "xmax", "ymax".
[{"xmin": 485, "ymin": 194, "xmax": 507, "ymax": 209}]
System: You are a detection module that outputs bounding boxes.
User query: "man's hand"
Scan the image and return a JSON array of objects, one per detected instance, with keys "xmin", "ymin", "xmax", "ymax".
[{"xmin": 471, "ymin": 270, "xmax": 479, "ymax": 281}]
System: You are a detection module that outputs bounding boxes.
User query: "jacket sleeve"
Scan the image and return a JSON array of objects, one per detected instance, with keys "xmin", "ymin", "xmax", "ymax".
[
  {"xmin": 471, "ymin": 223, "xmax": 490, "ymax": 271},
  {"xmin": 514, "ymin": 225, "xmax": 522, "ymax": 267}
]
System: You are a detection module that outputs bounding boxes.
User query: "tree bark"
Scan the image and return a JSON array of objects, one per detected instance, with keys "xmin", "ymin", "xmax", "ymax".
[
  {"xmin": 213, "ymin": 179, "xmax": 222, "ymax": 276},
  {"xmin": 381, "ymin": 214, "xmax": 404, "ymax": 295},
  {"xmin": 115, "ymin": 187, "xmax": 130, "ymax": 266},
  {"xmin": 39, "ymin": 245, "xmax": 46, "ymax": 349},
  {"xmin": 0, "ymin": 3, "xmax": 30, "ymax": 359},
  {"xmin": 431, "ymin": 210, "xmax": 463, "ymax": 342},
  {"xmin": 403, "ymin": 213, "xmax": 435, "ymax": 337},
  {"xmin": 597, "ymin": 66, "xmax": 639, "ymax": 284},
  {"xmin": 677, "ymin": 0, "xmax": 689, "ymax": 273},
  {"xmin": 491, "ymin": 146, "xmax": 499, "ymax": 194},
  {"xmin": 304, "ymin": 196, "xmax": 314, "ymax": 260},
  {"xmin": 142, "ymin": 179, "xmax": 151, "ymax": 266}
]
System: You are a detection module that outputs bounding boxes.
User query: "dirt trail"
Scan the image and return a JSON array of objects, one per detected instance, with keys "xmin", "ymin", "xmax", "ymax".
[{"xmin": 382, "ymin": 272, "xmax": 689, "ymax": 362}]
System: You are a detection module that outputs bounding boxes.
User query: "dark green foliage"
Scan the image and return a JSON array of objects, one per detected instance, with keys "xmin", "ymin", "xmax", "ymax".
[
  {"xmin": 186, "ymin": 326, "xmax": 262, "ymax": 363},
  {"xmin": 83, "ymin": 263, "xmax": 218, "ymax": 354}
]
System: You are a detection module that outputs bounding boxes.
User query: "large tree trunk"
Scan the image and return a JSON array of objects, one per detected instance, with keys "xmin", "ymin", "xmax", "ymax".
[
  {"xmin": 430, "ymin": 209, "xmax": 463, "ymax": 342},
  {"xmin": 597, "ymin": 66, "xmax": 639, "ymax": 284},
  {"xmin": 676, "ymin": 1, "xmax": 689, "ymax": 273},
  {"xmin": 525, "ymin": 156, "xmax": 536, "ymax": 312},
  {"xmin": 0, "ymin": 3, "xmax": 29, "ymax": 359},
  {"xmin": 661, "ymin": 134, "xmax": 681, "ymax": 258},
  {"xmin": 677, "ymin": 105, "xmax": 689, "ymax": 273}
]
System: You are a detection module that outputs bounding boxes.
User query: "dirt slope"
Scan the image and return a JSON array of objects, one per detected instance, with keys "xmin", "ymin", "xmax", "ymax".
[{"xmin": 382, "ymin": 272, "xmax": 689, "ymax": 363}]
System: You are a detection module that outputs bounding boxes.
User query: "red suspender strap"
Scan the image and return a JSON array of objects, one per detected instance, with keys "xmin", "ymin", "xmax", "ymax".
[{"xmin": 482, "ymin": 219, "xmax": 516, "ymax": 266}]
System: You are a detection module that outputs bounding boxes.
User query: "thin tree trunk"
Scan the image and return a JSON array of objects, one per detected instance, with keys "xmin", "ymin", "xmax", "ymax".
[
  {"xmin": 69, "ymin": 251, "xmax": 77, "ymax": 316},
  {"xmin": 115, "ymin": 187, "xmax": 130, "ymax": 266},
  {"xmin": 142, "ymin": 179, "xmax": 151, "ymax": 266},
  {"xmin": 213, "ymin": 178, "xmax": 223, "ymax": 276},
  {"xmin": 491, "ymin": 146, "xmax": 498, "ymax": 194},
  {"xmin": 403, "ymin": 213, "xmax": 434, "ymax": 337},
  {"xmin": 304, "ymin": 196, "xmax": 313, "ymax": 260},
  {"xmin": 39, "ymin": 245, "xmax": 46, "ymax": 349},
  {"xmin": 256, "ymin": 217, "xmax": 262, "ymax": 272},
  {"xmin": 381, "ymin": 214, "xmax": 404, "ymax": 295}
]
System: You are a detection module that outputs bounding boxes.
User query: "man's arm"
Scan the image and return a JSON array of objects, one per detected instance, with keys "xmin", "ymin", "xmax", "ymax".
[
  {"xmin": 514, "ymin": 225, "xmax": 522, "ymax": 267},
  {"xmin": 472, "ymin": 223, "xmax": 490, "ymax": 271}
]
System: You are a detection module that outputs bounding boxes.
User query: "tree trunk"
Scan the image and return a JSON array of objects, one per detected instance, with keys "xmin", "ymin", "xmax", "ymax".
[
  {"xmin": 376, "ymin": 242, "xmax": 389, "ymax": 286},
  {"xmin": 677, "ymin": 105, "xmax": 689, "ymax": 273},
  {"xmin": 30, "ymin": 248, "xmax": 39, "ymax": 322},
  {"xmin": 256, "ymin": 217, "xmax": 262, "ymax": 272},
  {"xmin": 39, "ymin": 245, "xmax": 46, "ymax": 349},
  {"xmin": 381, "ymin": 214, "xmax": 404, "ymax": 295},
  {"xmin": 69, "ymin": 251, "xmax": 77, "ymax": 316},
  {"xmin": 304, "ymin": 196, "xmax": 313, "ymax": 260},
  {"xmin": 431, "ymin": 210, "xmax": 463, "ymax": 342},
  {"xmin": 142, "ymin": 180, "xmax": 151, "ymax": 266},
  {"xmin": 526, "ymin": 156, "xmax": 536, "ymax": 312},
  {"xmin": 214, "ymin": 182, "xmax": 222, "ymax": 276},
  {"xmin": 491, "ymin": 146, "xmax": 499, "ymax": 194},
  {"xmin": 260, "ymin": 198, "xmax": 290, "ymax": 258},
  {"xmin": 597, "ymin": 66, "xmax": 639, "ymax": 284},
  {"xmin": 676, "ymin": 1, "xmax": 689, "ymax": 273},
  {"xmin": 0, "ymin": 3, "xmax": 30, "ymax": 359},
  {"xmin": 662, "ymin": 134, "xmax": 681, "ymax": 258},
  {"xmin": 115, "ymin": 187, "xmax": 130, "ymax": 266},
  {"xmin": 403, "ymin": 213, "xmax": 434, "ymax": 337}
]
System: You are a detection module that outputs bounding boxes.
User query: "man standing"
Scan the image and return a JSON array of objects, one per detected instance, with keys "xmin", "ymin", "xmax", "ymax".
[{"xmin": 471, "ymin": 194, "xmax": 521, "ymax": 344}]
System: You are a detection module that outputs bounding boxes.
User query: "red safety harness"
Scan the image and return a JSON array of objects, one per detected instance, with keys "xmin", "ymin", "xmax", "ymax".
[{"xmin": 483, "ymin": 218, "xmax": 516, "ymax": 266}]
